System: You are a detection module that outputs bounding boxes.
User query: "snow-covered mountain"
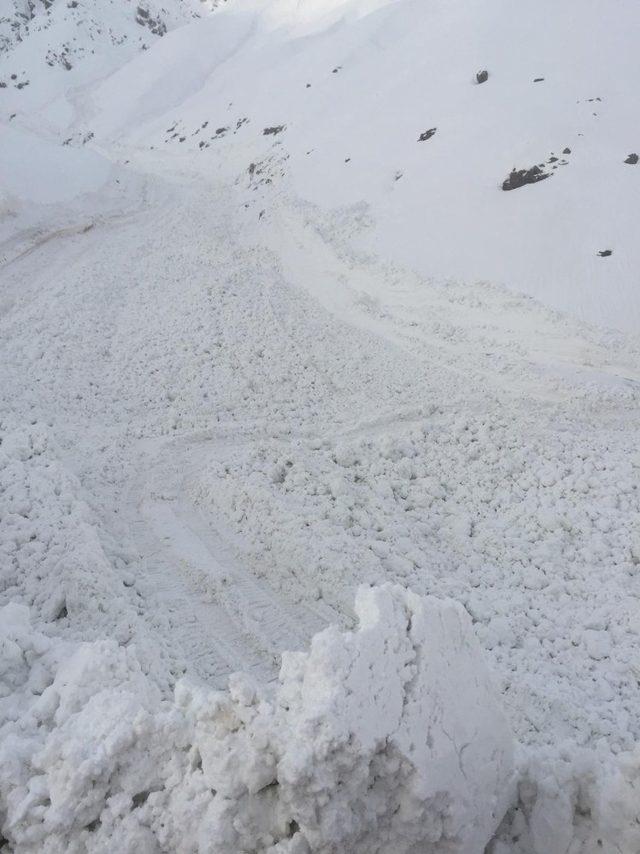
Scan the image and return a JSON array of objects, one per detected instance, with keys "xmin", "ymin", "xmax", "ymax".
[{"xmin": 1, "ymin": 1, "xmax": 639, "ymax": 852}]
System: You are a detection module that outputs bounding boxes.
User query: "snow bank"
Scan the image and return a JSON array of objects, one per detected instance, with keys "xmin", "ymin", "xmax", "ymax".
[{"xmin": 0, "ymin": 585, "xmax": 514, "ymax": 852}]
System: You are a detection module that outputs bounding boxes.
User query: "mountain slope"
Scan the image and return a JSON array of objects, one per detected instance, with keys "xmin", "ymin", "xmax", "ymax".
[{"xmin": 84, "ymin": 0, "xmax": 640, "ymax": 332}]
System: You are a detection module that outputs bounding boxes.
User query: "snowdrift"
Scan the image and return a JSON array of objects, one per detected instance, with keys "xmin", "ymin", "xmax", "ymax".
[{"xmin": 1, "ymin": 580, "xmax": 515, "ymax": 852}]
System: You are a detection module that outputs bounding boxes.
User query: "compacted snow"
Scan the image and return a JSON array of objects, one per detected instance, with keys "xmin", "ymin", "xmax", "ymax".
[{"xmin": 1, "ymin": 0, "xmax": 640, "ymax": 852}]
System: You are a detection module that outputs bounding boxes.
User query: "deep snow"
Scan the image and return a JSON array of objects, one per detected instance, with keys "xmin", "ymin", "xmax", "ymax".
[{"xmin": 1, "ymin": 0, "xmax": 640, "ymax": 851}]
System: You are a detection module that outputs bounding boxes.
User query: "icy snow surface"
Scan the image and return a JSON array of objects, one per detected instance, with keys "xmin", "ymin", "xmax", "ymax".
[{"xmin": 1, "ymin": 0, "xmax": 640, "ymax": 851}]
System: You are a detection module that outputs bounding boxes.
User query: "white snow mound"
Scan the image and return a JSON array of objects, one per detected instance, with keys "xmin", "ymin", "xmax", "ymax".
[{"xmin": 0, "ymin": 585, "xmax": 515, "ymax": 853}]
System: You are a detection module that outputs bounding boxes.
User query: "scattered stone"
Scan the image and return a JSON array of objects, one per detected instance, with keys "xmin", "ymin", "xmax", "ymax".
[
  {"xmin": 533, "ymin": 77, "xmax": 545, "ymax": 82},
  {"xmin": 263, "ymin": 125, "xmax": 285, "ymax": 136},
  {"xmin": 306, "ymin": 83, "xmax": 311, "ymax": 88},
  {"xmin": 597, "ymin": 249, "xmax": 613, "ymax": 257},
  {"xmin": 624, "ymin": 153, "xmax": 638, "ymax": 165},
  {"xmin": 548, "ymin": 156, "xmax": 558, "ymax": 163},
  {"xmin": 476, "ymin": 69, "xmax": 489, "ymax": 84},
  {"xmin": 502, "ymin": 165, "xmax": 551, "ymax": 191},
  {"xmin": 344, "ymin": 157, "xmax": 351, "ymax": 163},
  {"xmin": 418, "ymin": 128, "xmax": 437, "ymax": 142},
  {"xmin": 563, "ymin": 147, "xmax": 571, "ymax": 154},
  {"xmin": 332, "ymin": 66, "xmax": 342, "ymax": 74}
]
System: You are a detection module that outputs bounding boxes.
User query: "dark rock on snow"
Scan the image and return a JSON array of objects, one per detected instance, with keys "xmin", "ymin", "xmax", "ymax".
[
  {"xmin": 476, "ymin": 69, "xmax": 489, "ymax": 84},
  {"xmin": 502, "ymin": 165, "xmax": 551, "ymax": 191},
  {"xmin": 418, "ymin": 128, "xmax": 437, "ymax": 142},
  {"xmin": 624, "ymin": 153, "xmax": 638, "ymax": 164}
]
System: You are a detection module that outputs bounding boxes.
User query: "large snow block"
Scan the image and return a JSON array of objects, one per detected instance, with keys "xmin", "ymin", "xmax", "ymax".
[
  {"xmin": 192, "ymin": 584, "xmax": 516, "ymax": 853},
  {"xmin": 275, "ymin": 584, "xmax": 516, "ymax": 852}
]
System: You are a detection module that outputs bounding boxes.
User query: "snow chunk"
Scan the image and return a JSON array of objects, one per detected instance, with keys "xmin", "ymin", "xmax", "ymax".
[
  {"xmin": 0, "ymin": 585, "xmax": 515, "ymax": 852},
  {"xmin": 270, "ymin": 584, "xmax": 516, "ymax": 853}
]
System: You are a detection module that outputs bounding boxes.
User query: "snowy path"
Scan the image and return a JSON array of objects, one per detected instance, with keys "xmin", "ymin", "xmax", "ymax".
[{"xmin": 127, "ymin": 433, "xmax": 333, "ymax": 686}]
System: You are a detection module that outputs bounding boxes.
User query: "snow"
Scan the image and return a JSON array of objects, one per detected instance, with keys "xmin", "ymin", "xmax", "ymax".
[{"xmin": 1, "ymin": 0, "xmax": 640, "ymax": 850}]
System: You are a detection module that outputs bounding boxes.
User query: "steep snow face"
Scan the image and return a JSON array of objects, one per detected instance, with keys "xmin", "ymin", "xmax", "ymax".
[{"xmin": 86, "ymin": 0, "xmax": 640, "ymax": 332}]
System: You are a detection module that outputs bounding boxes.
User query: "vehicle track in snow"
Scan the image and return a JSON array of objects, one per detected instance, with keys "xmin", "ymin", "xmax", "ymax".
[{"xmin": 127, "ymin": 435, "xmax": 335, "ymax": 686}]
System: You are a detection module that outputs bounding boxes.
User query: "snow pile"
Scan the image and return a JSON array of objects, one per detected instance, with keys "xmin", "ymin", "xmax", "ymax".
[
  {"xmin": 0, "ymin": 424, "xmax": 172, "ymax": 685},
  {"xmin": 0, "ymin": 585, "xmax": 515, "ymax": 852}
]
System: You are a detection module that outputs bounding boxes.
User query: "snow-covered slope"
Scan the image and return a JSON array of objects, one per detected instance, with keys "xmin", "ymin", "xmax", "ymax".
[
  {"xmin": 1, "ymin": 0, "xmax": 639, "ymax": 851},
  {"xmin": 85, "ymin": 0, "xmax": 640, "ymax": 332}
]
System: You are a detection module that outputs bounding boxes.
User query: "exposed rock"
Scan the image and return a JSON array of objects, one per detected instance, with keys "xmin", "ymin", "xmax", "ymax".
[
  {"xmin": 502, "ymin": 165, "xmax": 551, "ymax": 191},
  {"xmin": 476, "ymin": 69, "xmax": 489, "ymax": 84},
  {"xmin": 598, "ymin": 249, "xmax": 613, "ymax": 257},
  {"xmin": 624, "ymin": 153, "xmax": 638, "ymax": 165},
  {"xmin": 263, "ymin": 125, "xmax": 285, "ymax": 136},
  {"xmin": 135, "ymin": 6, "xmax": 167, "ymax": 36},
  {"xmin": 418, "ymin": 127, "xmax": 437, "ymax": 142}
]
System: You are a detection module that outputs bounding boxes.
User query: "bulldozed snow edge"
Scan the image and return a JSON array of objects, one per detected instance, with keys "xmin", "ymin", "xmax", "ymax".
[
  {"xmin": 1, "ymin": 582, "xmax": 639, "ymax": 853},
  {"xmin": 1, "ymin": 584, "xmax": 512, "ymax": 853}
]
